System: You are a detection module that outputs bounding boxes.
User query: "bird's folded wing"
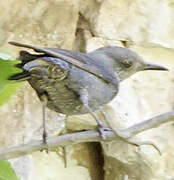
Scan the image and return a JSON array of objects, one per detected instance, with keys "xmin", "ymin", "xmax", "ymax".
[{"xmin": 9, "ymin": 41, "xmax": 119, "ymax": 87}]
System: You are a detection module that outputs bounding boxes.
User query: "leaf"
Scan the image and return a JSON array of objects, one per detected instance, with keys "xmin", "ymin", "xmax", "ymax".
[
  {"xmin": 0, "ymin": 54, "xmax": 23, "ymax": 107},
  {"xmin": 0, "ymin": 160, "xmax": 19, "ymax": 180}
]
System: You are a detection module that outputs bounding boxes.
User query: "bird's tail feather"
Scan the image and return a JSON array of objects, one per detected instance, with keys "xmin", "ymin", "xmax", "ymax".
[
  {"xmin": 8, "ymin": 71, "xmax": 31, "ymax": 81},
  {"xmin": 8, "ymin": 50, "xmax": 44, "ymax": 81}
]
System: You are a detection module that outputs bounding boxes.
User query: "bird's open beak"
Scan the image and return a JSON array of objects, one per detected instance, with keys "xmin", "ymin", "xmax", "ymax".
[{"xmin": 143, "ymin": 63, "xmax": 168, "ymax": 71}]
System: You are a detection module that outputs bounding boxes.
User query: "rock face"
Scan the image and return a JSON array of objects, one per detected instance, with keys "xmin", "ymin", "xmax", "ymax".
[{"xmin": 1, "ymin": 0, "xmax": 174, "ymax": 179}]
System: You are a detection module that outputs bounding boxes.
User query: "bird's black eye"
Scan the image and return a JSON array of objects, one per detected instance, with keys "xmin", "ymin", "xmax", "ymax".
[{"xmin": 123, "ymin": 60, "xmax": 133, "ymax": 68}]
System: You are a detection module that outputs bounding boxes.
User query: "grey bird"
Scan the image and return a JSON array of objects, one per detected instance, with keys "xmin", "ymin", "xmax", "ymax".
[{"xmin": 8, "ymin": 41, "xmax": 168, "ymax": 144}]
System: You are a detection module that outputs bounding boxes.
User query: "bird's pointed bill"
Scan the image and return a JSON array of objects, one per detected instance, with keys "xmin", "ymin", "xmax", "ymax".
[{"xmin": 143, "ymin": 63, "xmax": 168, "ymax": 71}]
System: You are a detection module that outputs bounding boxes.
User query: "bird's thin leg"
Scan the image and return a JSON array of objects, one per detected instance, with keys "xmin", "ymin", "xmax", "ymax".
[
  {"xmin": 42, "ymin": 102, "xmax": 47, "ymax": 144},
  {"xmin": 41, "ymin": 94, "xmax": 49, "ymax": 153},
  {"xmin": 79, "ymin": 89, "xmax": 111, "ymax": 139},
  {"xmin": 62, "ymin": 146, "xmax": 67, "ymax": 168}
]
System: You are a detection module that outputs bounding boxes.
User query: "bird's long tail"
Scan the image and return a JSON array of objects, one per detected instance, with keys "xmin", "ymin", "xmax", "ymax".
[
  {"xmin": 8, "ymin": 71, "xmax": 31, "ymax": 81},
  {"xmin": 8, "ymin": 50, "xmax": 43, "ymax": 81}
]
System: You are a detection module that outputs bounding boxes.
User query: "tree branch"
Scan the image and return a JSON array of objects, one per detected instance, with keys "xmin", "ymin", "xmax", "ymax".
[
  {"xmin": 119, "ymin": 110, "xmax": 174, "ymax": 138},
  {"xmin": 0, "ymin": 110, "xmax": 174, "ymax": 160}
]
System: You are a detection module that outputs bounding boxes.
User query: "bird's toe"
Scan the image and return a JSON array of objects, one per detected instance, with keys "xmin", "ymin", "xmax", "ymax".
[{"xmin": 98, "ymin": 126, "xmax": 112, "ymax": 140}]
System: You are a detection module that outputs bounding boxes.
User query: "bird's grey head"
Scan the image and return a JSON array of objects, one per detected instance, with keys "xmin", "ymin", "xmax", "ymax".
[{"xmin": 89, "ymin": 46, "xmax": 168, "ymax": 81}]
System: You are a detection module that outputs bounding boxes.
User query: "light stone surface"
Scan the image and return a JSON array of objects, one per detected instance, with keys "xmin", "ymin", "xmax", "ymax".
[
  {"xmin": 31, "ymin": 151, "xmax": 91, "ymax": 180},
  {"xmin": 81, "ymin": 0, "xmax": 174, "ymax": 48},
  {"xmin": 0, "ymin": 0, "xmax": 80, "ymax": 55},
  {"xmin": 1, "ymin": 0, "xmax": 174, "ymax": 180}
]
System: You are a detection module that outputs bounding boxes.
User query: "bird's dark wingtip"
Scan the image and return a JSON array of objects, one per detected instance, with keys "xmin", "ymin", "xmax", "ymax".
[
  {"xmin": 8, "ymin": 41, "xmax": 43, "ymax": 53},
  {"xmin": 8, "ymin": 41, "xmax": 15, "ymax": 45},
  {"xmin": 8, "ymin": 41, "xmax": 21, "ymax": 46},
  {"xmin": 8, "ymin": 41, "xmax": 27, "ymax": 47}
]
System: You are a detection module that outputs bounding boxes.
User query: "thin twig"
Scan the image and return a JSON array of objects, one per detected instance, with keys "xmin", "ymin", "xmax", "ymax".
[
  {"xmin": 0, "ymin": 110, "xmax": 174, "ymax": 160},
  {"xmin": 121, "ymin": 110, "xmax": 174, "ymax": 138}
]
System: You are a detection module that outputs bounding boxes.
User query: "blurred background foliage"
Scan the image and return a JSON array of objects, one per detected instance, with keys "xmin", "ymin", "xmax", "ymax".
[
  {"xmin": 0, "ymin": 53, "xmax": 23, "ymax": 107},
  {"xmin": 0, "ymin": 53, "xmax": 21, "ymax": 179},
  {"xmin": 0, "ymin": 161, "xmax": 19, "ymax": 180}
]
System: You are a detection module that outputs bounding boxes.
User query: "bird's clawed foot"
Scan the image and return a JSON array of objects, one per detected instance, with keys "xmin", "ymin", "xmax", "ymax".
[
  {"xmin": 42, "ymin": 130, "xmax": 49, "ymax": 153},
  {"xmin": 100, "ymin": 111, "xmax": 161, "ymax": 154},
  {"xmin": 98, "ymin": 125, "xmax": 112, "ymax": 140}
]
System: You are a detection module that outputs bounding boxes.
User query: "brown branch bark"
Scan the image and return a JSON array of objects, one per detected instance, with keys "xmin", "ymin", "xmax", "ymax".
[{"xmin": 0, "ymin": 110, "xmax": 174, "ymax": 160}]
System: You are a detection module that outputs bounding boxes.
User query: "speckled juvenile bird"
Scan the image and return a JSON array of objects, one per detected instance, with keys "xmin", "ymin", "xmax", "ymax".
[{"xmin": 8, "ymin": 41, "xmax": 168, "ymax": 144}]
